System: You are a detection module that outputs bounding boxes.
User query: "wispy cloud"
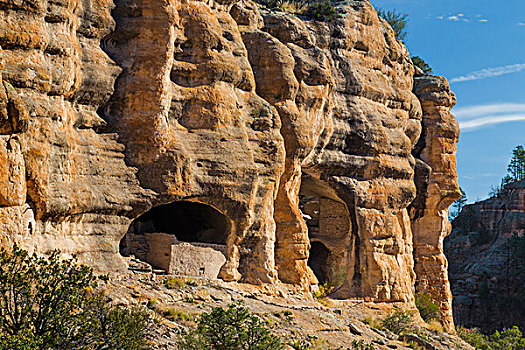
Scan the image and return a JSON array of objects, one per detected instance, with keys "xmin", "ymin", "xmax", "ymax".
[
  {"xmin": 518, "ymin": 22, "xmax": 525, "ymax": 26},
  {"xmin": 436, "ymin": 13, "xmax": 487, "ymax": 23},
  {"xmin": 450, "ymin": 63, "xmax": 525, "ymax": 83},
  {"xmin": 453, "ymin": 103, "xmax": 525, "ymax": 132},
  {"xmin": 454, "ymin": 103, "xmax": 525, "ymax": 118},
  {"xmin": 460, "ymin": 114, "xmax": 525, "ymax": 131}
]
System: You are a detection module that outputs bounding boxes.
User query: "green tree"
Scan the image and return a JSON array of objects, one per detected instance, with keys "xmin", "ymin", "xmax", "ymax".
[
  {"xmin": 304, "ymin": 0, "xmax": 337, "ymax": 22},
  {"xmin": 179, "ymin": 304, "xmax": 283, "ymax": 350},
  {"xmin": 508, "ymin": 145, "xmax": 525, "ymax": 181},
  {"xmin": 376, "ymin": 8, "xmax": 409, "ymax": 41},
  {"xmin": 415, "ymin": 292, "xmax": 440, "ymax": 322},
  {"xmin": 411, "ymin": 56, "xmax": 433, "ymax": 74},
  {"xmin": 490, "ymin": 327, "xmax": 525, "ymax": 350},
  {"xmin": 0, "ymin": 245, "xmax": 150, "ymax": 350}
]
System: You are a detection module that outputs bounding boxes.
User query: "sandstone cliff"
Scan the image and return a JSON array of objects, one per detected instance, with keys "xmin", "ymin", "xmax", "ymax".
[
  {"xmin": 445, "ymin": 180, "xmax": 525, "ymax": 332},
  {"xmin": 0, "ymin": 0, "xmax": 460, "ymax": 331}
]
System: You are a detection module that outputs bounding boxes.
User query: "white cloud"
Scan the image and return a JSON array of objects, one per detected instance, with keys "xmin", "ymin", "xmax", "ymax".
[
  {"xmin": 460, "ymin": 114, "xmax": 525, "ymax": 131},
  {"xmin": 453, "ymin": 103, "xmax": 525, "ymax": 132},
  {"xmin": 450, "ymin": 63, "xmax": 525, "ymax": 83},
  {"xmin": 454, "ymin": 103, "xmax": 525, "ymax": 119},
  {"xmin": 436, "ymin": 13, "xmax": 488, "ymax": 23},
  {"xmin": 518, "ymin": 22, "xmax": 525, "ymax": 26}
]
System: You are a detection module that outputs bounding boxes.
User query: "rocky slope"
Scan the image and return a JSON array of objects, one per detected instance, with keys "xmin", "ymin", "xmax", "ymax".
[
  {"xmin": 0, "ymin": 0, "xmax": 460, "ymax": 333},
  {"xmin": 100, "ymin": 269, "xmax": 474, "ymax": 349},
  {"xmin": 445, "ymin": 180, "xmax": 525, "ymax": 332}
]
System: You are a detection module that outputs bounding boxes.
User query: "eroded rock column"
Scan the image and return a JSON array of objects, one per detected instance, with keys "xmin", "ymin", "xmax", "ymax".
[{"xmin": 411, "ymin": 75, "xmax": 461, "ymax": 332}]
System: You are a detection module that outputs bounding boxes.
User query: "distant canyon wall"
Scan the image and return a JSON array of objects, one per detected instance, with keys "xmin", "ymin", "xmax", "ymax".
[{"xmin": 445, "ymin": 180, "xmax": 525, "ymax": 332}]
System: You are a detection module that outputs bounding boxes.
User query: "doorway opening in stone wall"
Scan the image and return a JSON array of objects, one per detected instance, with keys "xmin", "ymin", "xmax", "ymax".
[
  {"xmin": 120, "ymin": 201, "xmax": 230, "ymax": 279},
  {"xmin": 299, "ymin": 173, "xmax": 355, "ymax": 297},
  {"xmin": 307, "ymin": 241, "xmax": 330, "ymax": 285}
]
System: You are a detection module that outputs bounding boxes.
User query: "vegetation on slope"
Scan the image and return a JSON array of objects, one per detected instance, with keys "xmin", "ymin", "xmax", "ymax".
[
  {"xmin": 458, "ymin": 326, "xmax": 525, "ymax": 350},
  {"xmin": 0, "ymin": 245, "xmax": 151, "ymax": 350},
  {"xmin": 255, "ymin": 0, "xmax": 337, "ymax": 21},
  {"xmin": 376, "ymin": 8, "xmax": 408, "ymax": 41}
]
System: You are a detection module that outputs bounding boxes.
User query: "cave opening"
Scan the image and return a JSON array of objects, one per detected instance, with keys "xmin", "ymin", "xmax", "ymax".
[
  {"xmin": 120, "ymin": 201, "xmax": 230, "ymax": 278},
  {"xmin": 307, "ymin": 241, "xmax": 330, "ymax": 285},
  {"xmin": 299, "ymin": 173, "xmax": 354, "ymax": 294}
]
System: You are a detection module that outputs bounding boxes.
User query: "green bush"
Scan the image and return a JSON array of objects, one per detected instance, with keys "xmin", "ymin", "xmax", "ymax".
[
  {"xmin": 381, "ymin": 310, "xmax": 414, "ymax": 335},
  {"xmin": 0, "ymin": 245, "xmax": 151, "ymax": 350},
  {"xmin": 178, "ymin": 304, "xmax": 283, "ymax": 350},
  {"xmin": 411, "ymin": 56, "xmax": 433, "ymax": 74},
  {"xmin": 304, "ymin": 0, "xmax": 337, "ymax": 22},
  {"xmin": 415, "ymin": 292, "xmax": 440, "ymax": 322},
  {"xmin": 377, "ymin": 8, "xmax": 408, "ymax": 41},
  {"xmin": 490, "ymin": 327, "xmax": 525, "ymax": 350},
  {"xmin": 352, "ymin": 339, "xmax": 376, "ymax": 350},
  {"xmin": 458, "ymin": 326, "xmax": 525, "ymax": 350}
]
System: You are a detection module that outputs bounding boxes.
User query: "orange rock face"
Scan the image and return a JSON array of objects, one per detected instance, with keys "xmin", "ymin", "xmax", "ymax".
[
  {"xmin": 411, "ymin": 74, "xmax": 461, "ymax": 332},
  {"xmin": 0, "ymin": 0, "xmax": 460, "ymax": 328}
]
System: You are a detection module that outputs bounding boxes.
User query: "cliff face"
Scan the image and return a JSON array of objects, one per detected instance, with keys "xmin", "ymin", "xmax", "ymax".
[
  {"xmin": 445, "ymin": 180, "xmax": 525, "ymax": 331},
  {"xmin": 0, "ymin": 0, "xmax": 460, "ymax": 330}
]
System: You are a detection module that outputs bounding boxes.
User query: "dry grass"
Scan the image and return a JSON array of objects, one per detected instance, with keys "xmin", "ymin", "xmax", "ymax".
[
  {"xmin": 279, "ymin": 0, "xmax": 306, "ymax": 14},
  {"xmin": 361, "ymin": 315, "xmax": 382, "ymax": 329},
  {"xmin": 427, "ymin": 319, "xmax": 445, "ymax": 333}
]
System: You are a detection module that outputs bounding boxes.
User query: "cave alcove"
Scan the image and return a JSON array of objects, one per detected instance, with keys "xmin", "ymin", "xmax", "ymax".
[
  {"xmin": 307, "ymin": 241, "xmax": 330, "ymax": 285},
  {"xmin": 299, "ymin": 173, "xmax": 354, "ymax": 293},
  {"xmin": 120, "ymin": 201, "xmax": 230, "ymax": 279}
]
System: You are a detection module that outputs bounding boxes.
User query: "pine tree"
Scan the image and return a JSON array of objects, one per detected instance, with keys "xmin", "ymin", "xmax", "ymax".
[{"xmin": 507, "ymin": 145, "xmax": 525, "ymax": 181}]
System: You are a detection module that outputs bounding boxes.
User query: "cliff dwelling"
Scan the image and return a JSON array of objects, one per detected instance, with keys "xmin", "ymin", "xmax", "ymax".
[
  {"xmin": 299, "ymin": 174, "xmax": 355, "ymax": 296},
  {"xmin": 120, "ymin": 201, "xmax": 230, "ymax": 278}
]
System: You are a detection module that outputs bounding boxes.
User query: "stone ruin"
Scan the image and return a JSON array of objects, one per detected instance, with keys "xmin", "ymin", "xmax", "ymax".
[{"xmin": 120, "ymin": 201, "xmax": 229, "ymax": 279}]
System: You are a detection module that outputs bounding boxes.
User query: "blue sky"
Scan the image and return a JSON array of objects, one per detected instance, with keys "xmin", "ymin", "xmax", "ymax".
[{"xmin": 373, "ymin": 0, "xmax": 525, "ymax": 202}]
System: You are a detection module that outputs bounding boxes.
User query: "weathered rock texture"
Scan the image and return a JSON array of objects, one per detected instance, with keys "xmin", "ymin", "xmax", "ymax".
[
  {"xmin": 0, "ymin": 0, "xmax": 459, "ymax": 330},
  {"xmin": 445, "ymin": 180, "xmax": 525, "ymax": 332},
  {"xmin": 410, "ymin": 75, "xmax": 461, "ymax": 332}
]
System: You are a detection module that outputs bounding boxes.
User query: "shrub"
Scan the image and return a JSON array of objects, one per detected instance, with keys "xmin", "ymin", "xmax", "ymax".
[
  {"xmin": 377, "ymin": 8, "xmax": 408, "ymax": 41},
  {"xmin": 457, "ymin": 326, "xmax": 525, "ymax": 350},
  {"xmin": 304, "ymin": 0, "xmax": 337, "ymax": 22},
  {"xmin": 457, "ymin": 327, "xmax": 491, "ymax": 350},
  {"xmin": 490, "ymin": 327, "xmax": 525, "ymax": 350},
  {"xmin": 381, "ymin": 310, "xmax": 414, "ymax": 335},
  {"xmin": 0, "ymin": 245, "xmax": 151, "ymax": 350},
  {"xmin": 312, "ymin": 283, "xmax": 334, "ymax": 307},
  {"xmin": 411, "ymin": 56, "xmax": 432, "ymax": 74},
  {"xmin": 352, "ymin": 339, "xmax": 376, "ymax": 350},
  {"xmin": 415, "ymin": 292, "xmax": 440, "ymax": 322},
  {"xmin": 178, "ymin": 304, "xmax": 284, "ymax": 350}
]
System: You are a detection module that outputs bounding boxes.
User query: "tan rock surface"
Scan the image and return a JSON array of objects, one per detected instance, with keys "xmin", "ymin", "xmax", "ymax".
[
  {"xmin": 411, "ymin": 74, "xmax": 461, "ymax": 332},
  {"xmin": 0, "ymin": 0, "xmax": 461, "ymax": 329}
]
